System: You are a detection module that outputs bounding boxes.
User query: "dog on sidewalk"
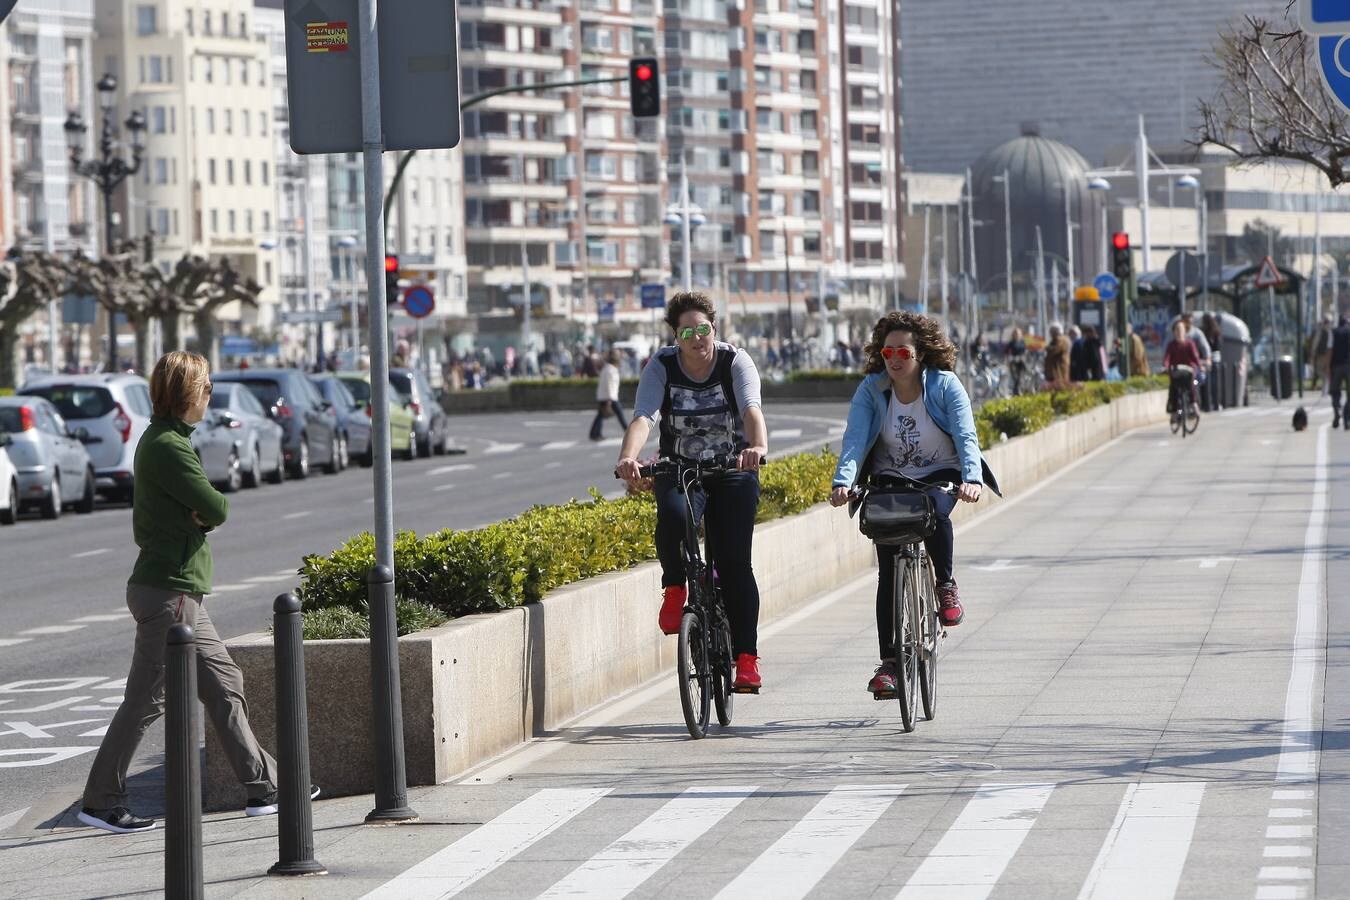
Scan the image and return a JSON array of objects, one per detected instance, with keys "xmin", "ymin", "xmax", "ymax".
[{"xmin": 1292, "ymin": 406, "xmax": 1309, "ymax": 432}]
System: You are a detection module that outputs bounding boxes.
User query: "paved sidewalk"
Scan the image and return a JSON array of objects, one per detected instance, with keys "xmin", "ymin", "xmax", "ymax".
[{"xmin": 0, "ymin": 397, "xmax": 1340, "ymax": 900}]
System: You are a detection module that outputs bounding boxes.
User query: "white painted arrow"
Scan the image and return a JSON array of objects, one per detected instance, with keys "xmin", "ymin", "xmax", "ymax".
[
  {"xmin": 969, "ymin": 559, "xmax": 1026, "ymax": 572},
  {"xmin": 1183, "ymin": 557, "xmax": 1240, "ymax": 569}
]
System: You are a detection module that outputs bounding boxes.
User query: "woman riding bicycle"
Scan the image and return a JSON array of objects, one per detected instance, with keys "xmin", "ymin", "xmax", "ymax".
[
  {"xmin": 615, "ymin": 292, "xmax": 769, "ymax": 692},
  {"xmin": 829, "ymin": 312, "xmax": 1000, "ymax": 697},
  {"xmin": 1162, "ymin": 320, "xmax": 1201, "ymax": 413}
]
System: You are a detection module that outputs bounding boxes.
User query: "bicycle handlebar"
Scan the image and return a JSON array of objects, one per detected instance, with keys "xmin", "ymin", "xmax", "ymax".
[
  {"xmin": 614, "ymin": 452, "xmax": 763, "ymax": 482},
  {"xmin": 846, "ymin": 477, "xmax": 958, "ymax": 501}
]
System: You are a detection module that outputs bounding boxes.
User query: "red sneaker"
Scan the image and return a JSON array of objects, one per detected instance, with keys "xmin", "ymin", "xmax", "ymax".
[
  {"xmin": 937, "ymin": 582, "xmax": 964, "ymax": 626},
  {"xmin": 659, "ymin": 585, "xmax": 687, "ymax": 635},
  {"xmin": 867, "ymin": 660, "xmax": 898, "ymax": 698},
  {"xmin": 733, "ymin": 653, "xmax": 761, "ymax": 692}
]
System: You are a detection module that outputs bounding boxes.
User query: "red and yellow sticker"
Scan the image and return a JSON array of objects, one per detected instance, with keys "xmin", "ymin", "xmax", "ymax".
[{"xmin": 305, "ymin": 21, "xmax": 349, "ymax": 53}]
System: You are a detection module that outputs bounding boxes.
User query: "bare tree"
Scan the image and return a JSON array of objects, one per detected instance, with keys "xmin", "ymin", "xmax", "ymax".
[
  {"xmin": 0, "ymin": 250, "xmax": 73, "ymax": 389},
  {"xmin": 67, "ymin": 243, "xmax": 156, "ymax": 375},
  {"xmin": 192, "ymin": 258, "xmax": 262, "ymax": 370},
  {"xmin": 1198, "ymin": 13, "xmax": 1350, "ymax": 186},
  {"xmin": 142, "ymin": 255, "xmax": 216, "ymax": 353}
]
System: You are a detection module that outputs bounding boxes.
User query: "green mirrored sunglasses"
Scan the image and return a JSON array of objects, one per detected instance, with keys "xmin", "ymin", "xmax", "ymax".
[{"xmin": 676, "ymin": 323, "xmax": 713, "ymax": 340}]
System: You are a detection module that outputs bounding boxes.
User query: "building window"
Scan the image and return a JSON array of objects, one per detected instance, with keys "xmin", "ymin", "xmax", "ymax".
[
  {"xmin": 203, "ymin": 7, "xmax": 212, "ymax": 35},
  {"xmin": 206, "ymin": 107, "xmax": 215, "ymax": 134},
  {"xmin": 185, "ymin": 9, "xmax": 194, "ymax": 35},
  {"xmin": 154, "ymin": 158, "xmax": 168, "ymax": 184},
  {"xmin": 242, "ymin": 111, "xmax": 250, "ymax": 136},
  {"xmin": 261, "ymin": 162, "xmax": 269, "ymax": 185},
  {"xmin": 136, "ymin": 5, "xmax": 157, "ymax": 36},
  {"xmin": 210, "ymin": 209, "xmax": 218, "ymax": 232},
  {"xmin": 228, "ymin": 210, "xmax": 236, "ymax": 233},
  {"xmin": 226, "ymin": 159, "xmax": 234, "ymax": 184},
  {"xmin": 224, "ymin": 109, "xmax": 232, "ymax": 134},
  {"xmin": 259, "ymin": 111, "xmax": 267, "ymax": 136},
  {"xmin": 244, "ymin": 160, "xmax": 252, "ymax": 184},
  {"xmin": 208, "ymin": 159, "xmax": 216, "ymax": 184},
  {"xmin": 796, "ymin": 30, "xmax": 816, "ymax": 53},
  {"xmin": 262, "ymin": 211, "xmax": 271, "ymax": 231}
]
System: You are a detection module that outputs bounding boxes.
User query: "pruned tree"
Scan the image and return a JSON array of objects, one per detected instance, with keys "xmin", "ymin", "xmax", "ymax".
[
  {"xmin": 68, "ymin": 242, "xmax": 156, "ymax": 375},
  {"xmin": 0, "ymin": 250, "xmax": 73, "ymax": 389},
  {"xmin": 1197, "ymin": 12, "xmax": 1350, "ymax": 186},
  {"xmin": 142, "ymin": 254, "xmax": 216, "ymax": 353},
  {"xmin": 1238, "ymin": 219, "xmax": 1297, "ymax": 266},
  {"xmin": 192, "ymin": 258, "xmax": 262, "ymax": 370}
]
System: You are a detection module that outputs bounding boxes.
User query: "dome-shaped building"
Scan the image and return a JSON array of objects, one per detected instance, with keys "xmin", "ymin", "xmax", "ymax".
[{"xmin": 971, "ymin": 126, "xmax": 1095, "ymax": 311}]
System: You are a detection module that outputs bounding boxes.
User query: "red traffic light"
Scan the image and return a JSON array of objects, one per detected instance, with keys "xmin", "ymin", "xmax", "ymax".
[
  {"xmin": 635, "ymin": 64, "xmax": 653, "ymax": 81},
  {"xmin": 1111, "ymin": 232, "xmax": 1130, "ymax": 251},
  {"xmin": 384, "ymin": 254, "xmax": 399, "ymax": 272}
]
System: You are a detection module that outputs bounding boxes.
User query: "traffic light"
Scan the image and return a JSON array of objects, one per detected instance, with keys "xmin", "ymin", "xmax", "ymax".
[
  {"xmin": 1110, "ymin": 232, "xmax": 1132, "ymax": 283},
  {"xmin": 384, "ymin": 254, "xmax": 400, "ymax": 305},
  {"xmin": 629, "ymin": 57, "xmax": 660, "ymax": 118}
]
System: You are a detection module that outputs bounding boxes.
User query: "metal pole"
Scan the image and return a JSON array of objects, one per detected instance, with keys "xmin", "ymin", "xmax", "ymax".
[
  {"xmin": 165, "ymin": 624, "xmax": 203, "ymax": 900},
  {"xmin": 348, "ymin": 248, "xmax": 359, "ymax": 357},
  {"xmin": 1137, "ymin": 115, "xmax": 1151, "ymax": 272},
  {"xmin": 103, "ymin": 183, "xmax": 116, "ymax": 371},
  {"xmin": 1064, "ymin": 182, "xmax": 1074, "ymax": 290},
  {"xmin": 1002, "ymin": 168, "xmax": 1012, "ymax": 312},
  {"xmin": 1314, "ymin": 188, "xmax": 1323, "ymax": 324},
  {"xmin": 357, "ymin": 0, "xmax": 417, "ymax": 824},
  {"xmin": 519, "ymin": 153, "xmax": 533, "ymax": 365},
  {"xmin": 1035, "ymin": 225, "xmax": 1046, "ymax": 339},
  {"xmin": 302, "ymin": 177, "xmax": 316, "ymax": 366},
  {"xmin": 919, "ymin": 205, "xmax": 931, "ymax": 315},
  {"xmin": 1199, "ymin": 192, "xmax": 1208, "ymax": 308},
  {"xmin": 783, "ymin": 220, "xmax": 794, "ymax": 369},
  {"xmin": 966, "ymin": 167, "xmax": 979, "ymax": 340},
  {"xmin": 269, "ymin": 594, "xmax": 326, "ymax": 876},
  {"xmin": 681, "ymin": 163, "xmax": 693, "ymax": 292},
  {"xmin": 939, "ymin": 203, "xmax": 949, "ymax": 320}
]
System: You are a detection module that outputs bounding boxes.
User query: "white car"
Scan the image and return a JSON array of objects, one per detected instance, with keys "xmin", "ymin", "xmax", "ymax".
[{"xmin": 0, "ymin": 436, "xmax": 17, "ymax": 524}]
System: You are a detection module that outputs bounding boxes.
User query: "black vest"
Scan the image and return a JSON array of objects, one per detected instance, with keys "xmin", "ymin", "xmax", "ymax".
[{"xmin": 657, "ymin": 346, "xmax": 745, "ymax": 461}]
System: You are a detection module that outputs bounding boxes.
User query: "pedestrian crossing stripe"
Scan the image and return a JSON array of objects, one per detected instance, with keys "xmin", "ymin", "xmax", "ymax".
[{"xmin": 362, "ymin": 780, "xmax": 1294, "ymax": 900}]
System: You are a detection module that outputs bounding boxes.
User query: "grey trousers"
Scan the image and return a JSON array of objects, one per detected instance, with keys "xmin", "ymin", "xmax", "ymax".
[{"xmin": 82, "ymin": 583, "xmax": 278, "ymax": 810}]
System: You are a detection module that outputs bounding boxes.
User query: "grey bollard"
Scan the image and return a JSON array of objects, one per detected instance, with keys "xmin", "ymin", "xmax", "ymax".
[
  {"xmin": 165, "ymin": 624, "xmax": 204, "ymax": 900},
  {"xmin": 365, "ymin": 565, "xmax": 418, "ymax": 823},
  {"xmin": 268, "ymin": 594, "xmax": 327, "ymax": 876}
]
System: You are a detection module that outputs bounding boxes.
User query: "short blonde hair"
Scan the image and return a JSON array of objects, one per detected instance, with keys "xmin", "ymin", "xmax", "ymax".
[{"xmin": 150, "ymin": 351, "xmax": 210, "ymax": 419}]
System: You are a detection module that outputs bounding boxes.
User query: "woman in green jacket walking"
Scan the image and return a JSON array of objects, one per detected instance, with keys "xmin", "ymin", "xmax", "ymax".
[{"xmin": 78, "ymin": 351, "xmax": 288, "ymax": 833}]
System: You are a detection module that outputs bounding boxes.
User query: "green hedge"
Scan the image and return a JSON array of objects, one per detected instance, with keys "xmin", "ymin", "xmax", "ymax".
[
  {"xmin": 974, "ymin": 375, "xmax": 1166, "ymax": 450},
  {"xmin": 296, "ymin": 449, "xmax": 839, "ymax": 638}
]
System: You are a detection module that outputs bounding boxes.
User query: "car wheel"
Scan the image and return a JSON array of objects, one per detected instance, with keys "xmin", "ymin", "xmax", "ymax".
[
  {"xmin": 403, "ymin": 430, "xmax": 417, "ymax": 461},
  {"xmin": 324, "ymin": 434, "xmax": 342, "ymax": 474},
  {"xmin": 75, "ymin": 468, "xmax": 96, "ymax": 514},
  {"xmin": 359, "ymin": 445, "xmax": 374, "ymax": 467},
  {"xmin": 266, "ymin": 445, "xmax": 285, "ymax": 484},
  {"xmin": 338, "ymin": 434, "xmax": 349, "ymax": 471},
  {"xmin": 291, "ymin": 436, "xmax": 310, "ymax": 479},
  {"xmin": 41, "ymin": 474, "xmax": 61, "ymax": 520},
  {"xmin": 434, "ymin": 425, "xmax": 448, "ymax": 456},
  {"xmin": 0, "ymin": 480, "xmax": 17, "ymax": 524},
  {"xmin": 223, "ymin": 450, "xmax": 242, "ymax": 493},
  {"xmin": 243, "ymin": 444, "xmax": 262, "ymax": 488}
]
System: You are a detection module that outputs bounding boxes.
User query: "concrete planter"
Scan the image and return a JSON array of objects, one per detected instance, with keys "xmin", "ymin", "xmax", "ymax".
[{"xmin": 204, "ymin": 389, "xmax": 1166, "ymax": 810}]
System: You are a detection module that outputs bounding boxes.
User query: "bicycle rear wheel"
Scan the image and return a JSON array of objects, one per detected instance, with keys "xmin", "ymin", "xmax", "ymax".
[
  {"xmin": 918, "ymin": 557, "xmax": 940, "ymax": 722},
  {"xmin": 712, "ymin": 607, "xmax": 734, "ymax": 727},
  {"xmin": 677, "ymin": 609, "xmax": 712, "ymax": 739},
  {"xmin": 894, "ymin": 560, "xmax": 919, "ymax": 733},
  {"xmin": 1184, "ymin": 396, "xmax": 1200, "ymax": 435}
]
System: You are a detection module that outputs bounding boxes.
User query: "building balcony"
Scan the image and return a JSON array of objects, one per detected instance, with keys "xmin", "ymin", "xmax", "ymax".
[{"xmin": 460, "ymin": 48, "xmax": 566, "ymax": 71}]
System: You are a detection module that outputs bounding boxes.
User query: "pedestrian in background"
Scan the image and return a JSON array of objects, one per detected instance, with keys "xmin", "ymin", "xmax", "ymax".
[
  {"xmin": 1312, "ymin": 314, "xmax": 1334, "ymax": 393},
  {"xmin": 1128, "ymin": 324, "xmax": 1149, "ymax": 378},
  {"xmin": 1068, "ymin": 325, "xmax": 1086, "ymax": 381},
  {"xmin": 1044, "ymin": 323, "xmax": 1071, "ymax": 385},
  {"xmin": 77, "ymin": 351, "xmax": 294, "ymax": 834},
  {"xmin": 1005, "ymin": 326, "xmax": 1028, "ymax": 395},
  {"xmin": 1080, "ymin": 326, "xmax": 1107, "ymax": 381},
  {"xmin": 1329, "ymin": 314, "xmax": 1350, "ymax": 429},
  {"xmin": 589, "ymin": 349, "xmax": 629, "ymax": 440}
]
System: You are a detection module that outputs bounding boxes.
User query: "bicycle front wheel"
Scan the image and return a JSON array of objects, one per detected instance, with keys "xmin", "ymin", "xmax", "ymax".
[
  {"xmin": 894, "ymin": 560, "xmax": 920, "ymax": 733},
  {"xmin": 1184, "ymin": 397, "xmax": 1200, "ymax": 435},
  {"xmin": 918, "ymin": 557, "xmax": 940, "ymax": 722},
  {"xmin": 712, "ymin": 609, "xmax": 734, "ymax": 727},
  {"xmin": 677, "ymin": 610, "xmax": 712, "ymax": 739}
]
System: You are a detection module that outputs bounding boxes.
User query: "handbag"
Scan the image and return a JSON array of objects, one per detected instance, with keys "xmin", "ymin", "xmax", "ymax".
[{"xmin": 858, "ymin": 489, "xmax": 937, "ymax": 546}]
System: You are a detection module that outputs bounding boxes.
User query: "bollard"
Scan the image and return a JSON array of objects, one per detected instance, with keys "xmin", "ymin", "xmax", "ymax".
[
  {"xmin": 365, "ymin": 565, "xmax": 418, "ymax": 823},
  {"xmin": 165, "ymin": 624, "xmax": 204, "ymax": 900},
  {"xmin": 268, "ymin": 594, "xmax": 327, "ymax": 876}
]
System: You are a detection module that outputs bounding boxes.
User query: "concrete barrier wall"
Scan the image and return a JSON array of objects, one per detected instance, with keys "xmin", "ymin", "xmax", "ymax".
[{"xmin": 204, "ymin": 389, "xmax": 1166, "ymax": 810}]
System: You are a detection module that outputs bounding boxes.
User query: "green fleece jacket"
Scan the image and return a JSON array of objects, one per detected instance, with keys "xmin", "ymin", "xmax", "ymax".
[{"xmin": 128, "ymin": 416, "xmax": 229, "ymax": 594}]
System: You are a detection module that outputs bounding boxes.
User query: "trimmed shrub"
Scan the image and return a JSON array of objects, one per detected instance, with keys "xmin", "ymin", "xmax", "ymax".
[{"xmin": 975, "ymin": 375, "xmax": 1166, "ymax": 449}]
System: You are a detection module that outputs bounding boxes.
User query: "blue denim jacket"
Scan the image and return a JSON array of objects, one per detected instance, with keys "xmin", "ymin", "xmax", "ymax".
[{"xmin": 831, "ymin": 368, "xmax": 1002, "ymax": 494}]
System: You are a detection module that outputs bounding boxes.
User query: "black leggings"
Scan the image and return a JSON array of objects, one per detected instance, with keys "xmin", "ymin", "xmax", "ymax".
[
  {"xmin": 874, "ymin": 469, "xmax": 959, "ymax": 660},
  {"xmin": 654, "ymin": 470, "xmax": 761, "ymax": 656}
]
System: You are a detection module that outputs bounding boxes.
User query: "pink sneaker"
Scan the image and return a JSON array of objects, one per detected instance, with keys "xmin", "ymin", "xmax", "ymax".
[{"xmin": 937, "ymin": 582, "xmax": 964, "ymax": 627}]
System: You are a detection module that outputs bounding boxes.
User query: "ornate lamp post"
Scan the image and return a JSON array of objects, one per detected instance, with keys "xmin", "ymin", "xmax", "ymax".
[{"xmin": 64, "ymin": 73, "xmax": 146, "ymax": 372}]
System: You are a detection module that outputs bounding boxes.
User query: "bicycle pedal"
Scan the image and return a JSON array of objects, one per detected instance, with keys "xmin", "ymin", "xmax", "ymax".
[{"xmin": 871, "ymin": 690, "xmax": 898, "ymax": 701}]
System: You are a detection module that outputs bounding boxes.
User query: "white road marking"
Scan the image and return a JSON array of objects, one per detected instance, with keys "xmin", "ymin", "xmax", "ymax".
[
  {"xmin": 0, "ymin": 806, "xmax": 29, "ymax": 833},
  {"xmin": 714, "ymin": 785, "xmax": 906, "ymax": 900},
  {"xmin": 362, "ymin": 788, "xmax": 610, "ymax": 899},
  {"xmin": 0, "ymin": 697, "xmax": 91, "ymax": 714},
  {"xmin": 18, "ymin": 625, "xmax": 85, "ymax": 636},
  {"xmin": 492, "ymin": 471, "xmax": 513, "ymax": 480},
  {"xmin": 544, "ymin": 461, "xmax": 562, "ymax": 469},
  {"xmin": 282, "ymin": 511, "xmax": 311, "ymax": 520},
  {"xmin": 71, "ymin": 548, "xmax": 110, "ymax": 559},
  {"xmin": 0, "ymin": 719, "xmax": 108, "ymax": 739},
  {"xmin": 483, "ymin": 442, "xmax": 523, "ymax": 455},
  {"xmin": 1269, "ymin": 808, "xmax": 1312, "ymax": 818},
  {"xmin": 1258, "ymin": 867, "xmax": 1312, "ymax": 880},
  {"xmin": 0, "ymin": 747, "xmax": 97, "ymax": 768},
  {"xmin": 593, "ymin": 437, "xmax": 622, "ymax": 447},
  {"xmin": 96, "ymin": 678, "xmax": 126, "ymax": 691},
  {"xmin": 540, "ymin": 787, "xmax": 757, "ymax": 899},
  {"xmin": 79, "ymin": 724, "xmax": 108, "ymax": 738},
  {"xmin": 1273, "ymin": 789, "xmax": 1313, "ymax": 800},
  {"xmin": 0, "ymin": 639, "xmax": 32, "ymax": 648},
  {"xmin": 1266, "ymin": 825, "xmax": 1313, "ymax": 839},
  {"xmin": 1184, "ymin": 557, "xmax": 1240, "ymax": 569},
  {"xmin": 1277, "ymin": 422, "xmax": 1329, "ymax": 787},
  {"xmin": 770, "ymin": 428, "xmax": 803, "ymax": 439},
  {"xmin": 1255, "ymin": 887, "xmax": 1307, "ymax": 899},
  {"xmin": 210, "ymin": 584, "xmax": 250, "ymax": 593},
  {"xmin": 1077, "ymin": 782, "xmax": 1205, "ymax": 900},
  {"xmin": 896, "ymin": 783, "xmax": 1054, "ymax": 899},
  {"xmin": 70, "ymin": 614, "xmax": 125, "ymax": 623},
  {"xmin": 968, "ymin": 558, "xmax": 1026, "ymax": 572},
  {"xmin": 243, "ymin": 574, "xmax": 294, "ymax": 584},
  {"xmin": 430, "ymin": 463, "xmax": 475, "ymax": 475},
  {"xmin": 1263, "ymin": 846, "xmax": 1312, "ymax": 858},
  {"xmin": 541, "ymin": 441, "xmax": 576, "ymax": 451},
  {"xmin": 434, "ymin": 483, "xmax": 457, "ymax": 492}
]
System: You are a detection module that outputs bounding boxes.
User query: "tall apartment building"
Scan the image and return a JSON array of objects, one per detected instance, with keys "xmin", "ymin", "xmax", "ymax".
[{"xmin": 93, "ymin": 0, "xmax": 276, "ymax": 338}]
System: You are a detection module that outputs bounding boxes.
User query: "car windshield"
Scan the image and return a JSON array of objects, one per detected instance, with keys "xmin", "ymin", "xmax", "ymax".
[
  {"xmin": 339, "ymin": 378, "xmax": 371, "ymax": 403},
  {"xmin": 0, "ymin": 407, "xmax": 29, "ymax": 431},
  {"xmin": 389, "ymin": 373, "xmax": 414, "ymax": 397},
  {"xmin": 22, "ymin": 385, "xmax": 115, "ymax": 420},
  {"xmin": 231, "ymin": 379, "xmax": 283, "ymax": 409},
  {"xmin": 209, "ymin": 390, "xmax": 232, "ymax": 409}
]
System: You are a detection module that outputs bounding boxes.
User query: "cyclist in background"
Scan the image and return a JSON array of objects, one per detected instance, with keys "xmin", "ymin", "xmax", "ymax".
[
  {"xmin": 829, "ymin": 312, "xmax": 1000, "ymax": 697},
  {"xmin": 615, "ymin": 291, "xmax": 769, "ymax": 692},
  {"xmin": 1163, "ymin": 320, "xmax": 1202, "ymax": 414}
]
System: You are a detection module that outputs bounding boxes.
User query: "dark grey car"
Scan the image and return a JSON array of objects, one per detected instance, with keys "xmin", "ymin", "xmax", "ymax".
[
  {"xmin": 310, "ymin": 374, "xmax": 368, "ymax": 469},
  {"xmin": 212, "ymin": 369, "xmax": 341, "ymax": 479},
  {"xmin": 191, "ymin": 383, "xmax": 286, "ymax": 491},
  {"xmin": 389, "ymin": 367, "xmax": 450, "ymax": 457},
  {"xmin": 0, "ymin": 396, "xmax": 97, "ymax": 519}
]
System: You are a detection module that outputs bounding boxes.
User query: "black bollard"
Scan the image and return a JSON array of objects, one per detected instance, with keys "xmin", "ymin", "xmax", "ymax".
[
  {"xmin": 365, "ymin": 565, "xmax": 418, "ymax": 823},
  {"xmin": 268, "ymin": 594, "xmax": 327, "ymax": 876},
  {"xmin": 165, "ymin": 623, "xmax": 204, "ymax": 900}
]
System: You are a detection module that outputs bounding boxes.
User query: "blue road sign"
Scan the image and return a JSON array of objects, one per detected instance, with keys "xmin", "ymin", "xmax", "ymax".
[
  {"xmin": 402, "ymin": 285, "xmax": 435, "ymax": 319},
  {"xmin": 1318, "ymin": 33, "xmax": 1350, "ymax": 113},
  {"xmin": 1093, "ymin": 273, "xmax": 1119, "ymax": 301},
  {"xmin": 1302, "ymin": 0, "xmax": 1350, "ymax": 33},
  {"xmin": 220, "ymin": 336, "xmax": 260, "ymax": 356},
  {"xmin": 599, "ymin": 301, "xmax": 616, "ymax": 322},
  {"xmin": 640, "ymin": 283, "xmax": 666, "ymax": 309}
]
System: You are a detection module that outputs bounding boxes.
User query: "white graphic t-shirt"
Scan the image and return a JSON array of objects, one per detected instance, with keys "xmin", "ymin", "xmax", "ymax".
[{"xmin": 872, "ymin": 391, "xmax": 960, "ymax": 479}]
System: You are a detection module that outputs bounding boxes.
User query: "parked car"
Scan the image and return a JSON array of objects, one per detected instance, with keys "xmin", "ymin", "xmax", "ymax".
[
  {"xmin": 389, "ymin": 367, "xmax": 450, "ymax": 457},
  {"xmin": 18, "ymin": 373, "xmax": 153, "ymax": 503},
  {"xmin": 0, "ymin": 396, "xmax": 97, "ymax": 519},
  {"xmin": 0, "ymin": 435, "xmax": 18, "ymax": 525},
  {"xmin": 310, "ymin": 374, "xmax": 367, "ymax": 470},
  {"xmin": 191, "ymin": 382, "xmax": 286, "ymax": 491},
  {"xmin": 212, "ymin": 368, "xmax": 341, "ymax": 479},
  {"xmin": 334, "ymin": 371, "xmax": 416, "ymax": 463}
]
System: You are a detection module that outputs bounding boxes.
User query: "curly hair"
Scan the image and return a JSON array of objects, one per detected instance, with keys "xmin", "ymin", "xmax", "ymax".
[
  {"xmin": 664, "ymin": 291, "xmax": 716, "ymax": 331},
  {"xmin": 861, "ymin": 311, "xmax": 957, "ymax": 374}
]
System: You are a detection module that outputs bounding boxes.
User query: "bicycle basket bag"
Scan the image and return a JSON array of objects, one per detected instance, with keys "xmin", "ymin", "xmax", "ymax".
[{"xmin": 859, "ymin": 490, "xmax": 937, "ymax": 545}]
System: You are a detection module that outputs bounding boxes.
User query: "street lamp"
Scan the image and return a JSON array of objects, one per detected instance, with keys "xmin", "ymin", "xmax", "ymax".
[
  {"xmin": 992, "ymin": 169, "xmax": 1013, "ymax": 311},
  {"xmin": 1088, "ymin": 176, "xmax": 1112, "ymax": 276},
  {"xmin": 65, "ymin": 73, "xmax": 146, "ymax": 372}
]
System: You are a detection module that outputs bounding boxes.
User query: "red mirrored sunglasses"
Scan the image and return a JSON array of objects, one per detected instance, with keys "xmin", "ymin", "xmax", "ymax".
[{"xmin": 879, "ymin": 346, "xmax": 916, "ymax": 361}]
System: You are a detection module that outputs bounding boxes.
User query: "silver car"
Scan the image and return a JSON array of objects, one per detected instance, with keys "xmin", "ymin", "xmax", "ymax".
[
  {"xmin": 310, "ymin": 374, "xmax": 368, "ymax": 470},
  {"xmin": 0, "ymin": 396, "xmax": 97, "ymax": 519},
  {"xmin": 191, "ymin": 383, "xmax": 286, "ymax": 492}
]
